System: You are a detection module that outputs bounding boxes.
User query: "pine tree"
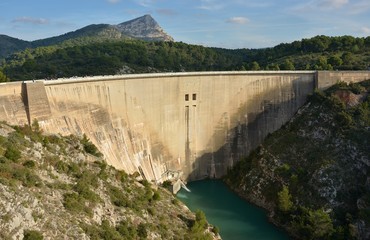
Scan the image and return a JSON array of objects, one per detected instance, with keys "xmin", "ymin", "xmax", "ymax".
[
  {"xmin": 0, "ymin": 70, "xmax": 9, "ymax": 82},
  {"xmin": 277, "ymin": 185, "xmax": 293, "ymax": 212}
]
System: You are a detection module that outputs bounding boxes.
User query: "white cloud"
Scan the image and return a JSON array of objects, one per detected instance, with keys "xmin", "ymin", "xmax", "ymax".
[
  {"xmin": 319, "ymin": 0, "xmax": 348, "ymax": 8},
  {"xmin": 136, "ymin": 0, "xmax": 156, "ymax": 8},
  {"xmin": 197, "ymin": 0, "xmax": 225, "ymax": 11},
  {"xmin": 226, "ymin": 17, "xmax": 250, "ymax": 24},
  {"xmin": 107, "ymin": 0, "xmax": 120, "ymax": 3},
  {"xmin": 12, "ymin": 17, "xmax": 49, "ymax": 25},
  {"xmin": 361, "ymin": 26, "xmax": 370, "ymax": 34}
]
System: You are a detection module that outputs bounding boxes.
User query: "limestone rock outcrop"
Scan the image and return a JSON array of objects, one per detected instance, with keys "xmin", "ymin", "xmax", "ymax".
[{"xmin": 115, "ymin": 14, "xmax": 174, "ymax": 42}]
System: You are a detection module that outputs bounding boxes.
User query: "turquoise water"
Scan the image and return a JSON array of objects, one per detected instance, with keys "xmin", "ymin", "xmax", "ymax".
[{"xmin": 177, "ymin": 180, "xmax": 290, "ymax": 240}]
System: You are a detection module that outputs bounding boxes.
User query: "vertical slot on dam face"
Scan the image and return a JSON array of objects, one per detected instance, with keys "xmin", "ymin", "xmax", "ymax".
[{"xmin": 185, "ymin": 105, "xmax": 191, "ymax": 172}]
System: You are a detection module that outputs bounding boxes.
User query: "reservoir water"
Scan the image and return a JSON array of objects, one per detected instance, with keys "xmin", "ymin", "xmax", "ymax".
[{"xmin": 177, "ymin": 180, "xmax": 290, "ymax": 240}]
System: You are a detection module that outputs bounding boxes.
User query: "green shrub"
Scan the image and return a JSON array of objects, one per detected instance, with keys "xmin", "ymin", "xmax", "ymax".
[
  {"xmin": 4, "ymin": 145, "xmax": 21, "ymax": 162},
  {"xmin": 23, "ymin": 229, "xmax": 43, "ymax": 240},
  {"xmin": 276, "ymin": 163, "xmax": 291, "ymax": 178},
  {"xmin": 12, "ymin": 167, "xmax": 42, "ymax": 187},
  {"xmin": 0, "ymin": 135, "xmax": 7, "ymax": 147},
  {"xmin": 14, "ymin": 122, "xmax": 42, "ymax": 143},
  {"xmin": 73, "ymin": 171, "xmax": 100, "ymax": 203},
  {"xmin": 291, "ymin": 208, "xmax": 334, "ymax": 240},
  {"xmin": 336, "ymin": 111, "xmax": 353, "ymax": 127},
  {"xmin": 212, "ymin": 226, "xmax": 220, "ymax": 235},
  {"xmin": 190, "ymin": 210, "xmax": 208, "ymax": 234},
  {"xmin": 81, "ymin": 134, "xmax": 102, "ymax": 157},
  {"xmin": 81, "ymin": 224, "xmax": 101, "ymax": 240},
  {"xmin": 171, "ymin": 198, "xmax": 179, "ymax": 205},
  {"xmin": 349, "ymin": 83, "xmax": 366, "ymax": 94},
  {"xmin": 100, "ymin": 220, "xmax": 124, "ymax": 240},
  {"xmin": 161, "ymin": 180, "xmax": 172, "ymax": 188},
  {"xmin": 137, "ymin": 223, "xmax": 148, "ymax": 239},
  {"xmin": 152, "ymin": 191, "xmax": 161, "ymax": 201},
  {"xmin": 51, "ymin": 181, "xmax": 71, "ymax": 190},
  {"xmin": 140, "ymin": 179, "xmax": 150, "ymax": 188},
  {"xmin": 66, "ymin": 162, "xmax": 80, "ymax": 175},
  {"xmin": 0, "ymin": 157, "xmax": 11, "ymax": 167},
  {"xmin": 147, "ymin": 207, "xmax": 155, "ymax": 216},
  {"xmin": 116, "ymin": 221, "xmax": 137, "ymax": 239},
  {"xmin": 23, "ymin": 160, "xmax": 36, "ymax": 168},
  {"xmin": 0, "ymin": 159, "xmax": 13, "ymax": 185},
  {"xmin": 54, "ymin": 160, "xmax": 68, "ymax": 173},
  {"xmin": 277, "ymin": 186, "xmax": 293, "ymax": 212},
  {"xmin": 108, "ymin": 185, "xmax": 128, "ymax": 207},
  {"xmin": 74, "ymin": 180, "xmax": 99, "ymax": 202},
  {"xmin": 63, "ymin": 192, "xmax": 91, "ymax": 215},
  {"xmin": 43, "ymin": 134, "xmax": 61, "ymax": 144}
]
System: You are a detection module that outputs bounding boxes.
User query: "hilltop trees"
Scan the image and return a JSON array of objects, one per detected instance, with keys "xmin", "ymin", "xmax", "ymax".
[
  {"xmin": 3, "ymin": 40, "xmax": 242, "ymax": 80},
  {"xmin": 1, "ymin": 35, "xmax": 369, "ymax": 80},
  {"xmin": 328, "ymin": 55, "xmax": 343, "ymax": 68},
  {"xmin": 280, "ymin": 59, "xmax": 295, "ymax": 70},
  {"xmin": 0, "ymin": 70, "xmax": 9, "ymax": 82}
]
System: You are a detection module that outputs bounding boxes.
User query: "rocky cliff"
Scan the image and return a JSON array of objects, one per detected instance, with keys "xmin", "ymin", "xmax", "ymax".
[
  {"xmin": 225, "ymin": 80, "xmax": 370, "ymax": 240},
  {"xmin": 0, "ymin": 122, "xmax": 218, "ymax": 239},
  {"xmin": 115, "ymin": 15, "xmax": 173, "ymax": 42}
]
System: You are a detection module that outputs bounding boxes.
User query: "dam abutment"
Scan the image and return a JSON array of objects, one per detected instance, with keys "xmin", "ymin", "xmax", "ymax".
[
  {"xmin": 1, "ymin": 71, "xmax": 369, "ymax": 182},
  {"xmin": 21, "ymin": 81, "xmax": 52, "ymax": 125}
]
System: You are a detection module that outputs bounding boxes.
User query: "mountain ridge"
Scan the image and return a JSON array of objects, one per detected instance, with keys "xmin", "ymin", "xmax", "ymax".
[
  {"xmin": 0, "ymin": 14, "xmax": 173, "ymax": 59},
  {"xmin": 0, "ymin": 34, "xmax": 32, "ymax": 59}
]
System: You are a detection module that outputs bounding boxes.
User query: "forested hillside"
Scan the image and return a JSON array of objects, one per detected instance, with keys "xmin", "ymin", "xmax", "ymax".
[
  {"xmin": 226, "ymin": 80, "xmax": 370, "ymax": 240},
  {"xmin": 245, "ymin": 35, "xmax": 370, "ymax": 71},
  {"xmin": 0, "ymin": 35, "xmax": 32, "ymax": 60},
  {"xmin": 1, "ymin": 40, "xmax": 242, "ymax": 80},
  {"xmin": 0, "ymin": 35, "xmax": 369, "ymax": 81}
]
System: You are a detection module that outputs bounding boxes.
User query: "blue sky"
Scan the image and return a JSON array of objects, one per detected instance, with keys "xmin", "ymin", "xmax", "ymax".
[{"xmin": 0, "ymin": 0, "xmax": 369, "ymax": 49}]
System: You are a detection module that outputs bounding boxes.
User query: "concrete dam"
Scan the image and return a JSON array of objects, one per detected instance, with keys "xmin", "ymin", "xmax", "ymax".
[{"xmin": 1, "ymin": 71, "xmax": 369, "ymax": 182}]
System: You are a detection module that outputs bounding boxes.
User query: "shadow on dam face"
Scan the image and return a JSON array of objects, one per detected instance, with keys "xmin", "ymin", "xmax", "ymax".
[{"xmin": 186, "ymin": 78, "xmax": 312, "ymax": 181}]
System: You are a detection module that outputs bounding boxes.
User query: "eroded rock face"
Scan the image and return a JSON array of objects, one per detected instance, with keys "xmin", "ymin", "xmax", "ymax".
[{"xmin": 333, "ymin": 90, "xmax": 367, "ymax": 108}]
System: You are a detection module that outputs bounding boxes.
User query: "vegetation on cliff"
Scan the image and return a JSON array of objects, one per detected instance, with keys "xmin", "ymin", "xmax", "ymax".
[
  {"xmin": 0, "ymin": 70, "xmax": 9, "ymax": 82},
  {"xmin": 225, "ymin": 80, "xmax": 370, "ymax": 240},
  {"xmin": 1, "ymin": 35, "xmax": 369, "ymax": 81},
  {"xmin": 0, "ymin": 121, "xmax": 217, "ymax": 239}
]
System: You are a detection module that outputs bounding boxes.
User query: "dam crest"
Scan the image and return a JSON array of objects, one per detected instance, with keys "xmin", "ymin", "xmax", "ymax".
[{"xmin": 1, "ymin": 71, "xmax": 369, "ymax": 182}]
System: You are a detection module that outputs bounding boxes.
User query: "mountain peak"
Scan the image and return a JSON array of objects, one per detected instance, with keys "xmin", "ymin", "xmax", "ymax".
[
  {"xmin": 117, "ymin": 14, "xmax": 158, "ymax": 29},
  {"xmin": 0, "ymin": 15, "xmax": 174, "ymax": 59},
  {"xmin": 115, "ymin": 15, "xmax": 173, "ymax": 42}
]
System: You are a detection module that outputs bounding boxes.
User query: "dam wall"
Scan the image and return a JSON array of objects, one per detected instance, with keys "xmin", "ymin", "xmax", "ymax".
[
  {"xmin": 317, "ymin": 71, "xmax": 370, "ymax": 90},
  {"xmin": 0, "ymin": 82, "xmax": 28, "ymax": 126},
  {"xmin": 0, "ymin": 71, "xmax": 368, "ymax": 181}
]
